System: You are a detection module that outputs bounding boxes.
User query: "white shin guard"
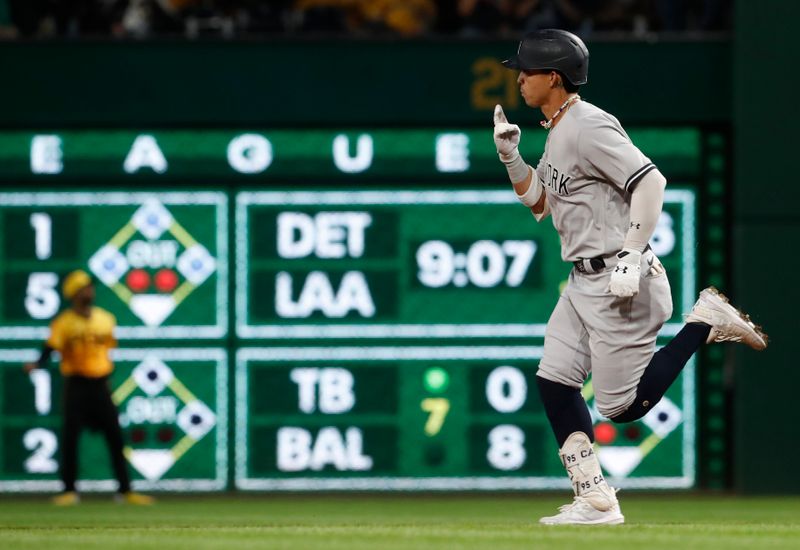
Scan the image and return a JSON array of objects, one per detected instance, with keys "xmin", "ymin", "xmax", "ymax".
[{"xmin": 559, "ymin": 431, "xmax": 618, "ymax": 512}]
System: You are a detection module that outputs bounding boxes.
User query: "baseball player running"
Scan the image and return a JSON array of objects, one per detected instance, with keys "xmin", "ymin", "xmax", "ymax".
[{"xmin": 494, "ymin": 29, "xmax": 767, "ymax": 525}]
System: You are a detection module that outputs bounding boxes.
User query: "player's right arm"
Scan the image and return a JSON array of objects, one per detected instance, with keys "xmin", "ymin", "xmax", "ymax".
[
  {"xmin": 493, "ymin": 104, "xmax": 548, "ymax": 220},
  {"xmin": 23, "ymin": 315, "xmax": 63, "ymax": 374},
  {"xmin": 516, "ymin": 181, "xmax": 547, "ymax": 218},
  {"xmin": 508, "ymin": 167, "xmax": 547, "ymax": 216},
  {"xmin": 23, "ymin": 345, "xmax": 54, "ymax": 374}
]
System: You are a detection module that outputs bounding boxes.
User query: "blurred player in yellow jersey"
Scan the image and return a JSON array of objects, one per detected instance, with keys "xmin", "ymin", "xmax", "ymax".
[{"xmin": 24, "ymin": 270, "xmax": 153, "ymax": 506}]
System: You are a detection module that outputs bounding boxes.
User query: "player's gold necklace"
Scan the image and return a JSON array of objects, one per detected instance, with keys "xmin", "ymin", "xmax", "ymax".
[{"xmin": 541, "ymin": 94, "xmax": 581, "ymax": 130}]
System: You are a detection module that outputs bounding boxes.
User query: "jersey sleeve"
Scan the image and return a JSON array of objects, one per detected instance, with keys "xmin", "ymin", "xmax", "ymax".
[
  {"xmin": 45, "ymin": 315, "xmax": 65, "ymax": 351},
  {"xmin": 109, "ymin": 312, "xmax": 118, "ymax": 349},
  {"xmin": 529, "ymin": 157, "xmax": 550, "ymax": 222},
  {"xmin": 578, "ymin": 124, "xmax": 656, "ymax": 194},
  {"xmin": 531, "ymin": 194, "xmax": 550, "ymax": 222},
  {"xmin": 102, "ymin": 309, "xmax": 118, "ymax": 349}
]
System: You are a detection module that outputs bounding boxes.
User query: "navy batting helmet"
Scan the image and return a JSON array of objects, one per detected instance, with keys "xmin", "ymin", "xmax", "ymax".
[{"xmin": 502, "ymin": 29, "xmax": 589, "ymax": 86}]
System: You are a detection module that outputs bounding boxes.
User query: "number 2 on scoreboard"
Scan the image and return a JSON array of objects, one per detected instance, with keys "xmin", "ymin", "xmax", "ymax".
[{"xmin": 23, "ymin": 428, "xmax": 58, "ymax": 474}]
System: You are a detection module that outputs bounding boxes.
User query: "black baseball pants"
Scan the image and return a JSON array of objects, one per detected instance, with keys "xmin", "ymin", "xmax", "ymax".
[{"xmin": 60, "ymin": 375, "xmax": 130, "ymax": 493}]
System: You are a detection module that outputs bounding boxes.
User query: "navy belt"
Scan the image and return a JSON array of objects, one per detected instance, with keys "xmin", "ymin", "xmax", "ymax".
[
  {"xmin": 573, "ymin": 245, "xmax": 651, "ymax": 274},
  {"xmin": 573, "ymin": 256, "xmax": 606, "ymax": 274}
]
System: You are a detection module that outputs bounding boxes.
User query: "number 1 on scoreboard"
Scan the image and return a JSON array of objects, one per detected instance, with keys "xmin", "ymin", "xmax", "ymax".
[
  {"xmin": 30, "ymin": 212, "xmax": 53, "ymax": 260},
  {"xmin": 29, "ymin": 369, "xmax": 52, "ymax": 415}
]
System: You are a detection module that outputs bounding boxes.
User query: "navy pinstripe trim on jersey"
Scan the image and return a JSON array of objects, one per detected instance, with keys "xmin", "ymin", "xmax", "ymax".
[{"xmin": 624, "ymin": 163, "xmax": 656, "ymax": 193}]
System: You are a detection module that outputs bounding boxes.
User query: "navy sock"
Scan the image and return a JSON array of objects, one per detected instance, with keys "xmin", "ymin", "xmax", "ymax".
[
  {"xmin": 611, "ymin": 322, "xmax": 711, "ymax": 423},
  {"xmin": 536, "ymin": 375, "xmax": 594, "ymax": 447}
]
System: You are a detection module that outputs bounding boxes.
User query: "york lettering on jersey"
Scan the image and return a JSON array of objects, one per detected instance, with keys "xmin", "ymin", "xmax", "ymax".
[{"xmin": 542, "ymin": 163, "xmax": 572, "ymax": 196}]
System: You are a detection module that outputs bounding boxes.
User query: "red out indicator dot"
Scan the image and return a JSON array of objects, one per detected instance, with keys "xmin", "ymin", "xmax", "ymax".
[
  {"xmin": 594, "ymin": 422, "xmax": 617, "ymax": 445},
  {"xmin": 130, "ymin": 428, "xmax": 146, "ymax": 443},
  {"xmin": 157, "ymin": 427, "xmax": 175, "ymax": 443},
  {"xmin": 155, "ymin": 269, "xmax": 179, "ymax": 292},
  {"xmin": 624, "ymin": 425, "xmax": 641, "ymax": 441},
  {"xmin": 126, "ymin": 269, "xmax": 150, "ymax": 292}
]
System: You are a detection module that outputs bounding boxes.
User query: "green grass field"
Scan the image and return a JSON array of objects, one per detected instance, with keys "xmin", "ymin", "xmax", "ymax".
[{"xmin": 1, "ymin": 494, "xmax": 799, "ymax": 549}]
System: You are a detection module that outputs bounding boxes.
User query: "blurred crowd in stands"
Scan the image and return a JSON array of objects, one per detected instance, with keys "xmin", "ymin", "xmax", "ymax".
[{"xmin": 0, "ymin": 0, "xmax": 731, "ymax": 39}]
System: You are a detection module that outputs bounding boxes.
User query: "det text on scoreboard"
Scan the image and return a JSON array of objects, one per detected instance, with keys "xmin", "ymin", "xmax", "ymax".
[
  {"xmin": 274, "ymin": 212, "xmax": 377, "ymax": 319},
  {"xmin": 265, "ymin": 208, "xmax": 538, "ymax": 321}
]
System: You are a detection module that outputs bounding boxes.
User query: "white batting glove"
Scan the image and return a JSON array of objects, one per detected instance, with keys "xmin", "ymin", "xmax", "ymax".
[
  {"xmin": 493, "ymin": 105, "xmax": 521, "ymax": 161},
  {"xmin": 607, "ymin": 248, "xmax": 642, "ymax": 297}
]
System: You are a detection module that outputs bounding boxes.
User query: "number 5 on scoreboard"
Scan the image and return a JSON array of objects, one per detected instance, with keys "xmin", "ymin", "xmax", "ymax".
[
  {"xmin": 421, "ymin": 398, "xmax": 450, "ymax": 436},
  {"xmin": 25, "ymin": 272, "xmax": 60, "ymax": 319}
]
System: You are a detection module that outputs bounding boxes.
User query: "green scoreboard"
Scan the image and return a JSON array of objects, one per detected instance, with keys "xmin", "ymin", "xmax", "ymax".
[
  {"xmin": 236, "ymin": 347, "xmax": 694, "ymax": 490},
  {"xmin": 0, "ymin": 127, "xmax": 709, "ymax": 491},
  {"xmin": 0, "ymin": 348, "xmax": 227, "ymax": 491},
  {"xmin": 0, "ymin": 192, "xmax": 227, "ymax": 340}
]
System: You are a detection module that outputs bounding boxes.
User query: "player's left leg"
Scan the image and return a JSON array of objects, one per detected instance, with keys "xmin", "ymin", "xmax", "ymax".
[
  {"xmin": 94, "ymin": 381, "xmax": 155, "ymax": 505},
  {"xmin": 537, "ymin": 281, "xmax": 623, "ymax": 525},
  {"xmin": 537, "ymin": 377, "xmax": 593, "ymax": 448},
  {"xmin": 91, "ymin": 378, "xmax": 132, "ymax": 494},
  {"xmin": 94, "ymin": 380, "xmax": 155, "ymax": 505},
  {"xmin": 538, "ymin": 431, "xmax": 624, "ymax": 525},
  {"xmin": 537, "ymin": 287, "xmax": 595, "ymax": 447},
  {"xmin": 551, "ymin": 255, "xmax": 670, "ymax": 523}
]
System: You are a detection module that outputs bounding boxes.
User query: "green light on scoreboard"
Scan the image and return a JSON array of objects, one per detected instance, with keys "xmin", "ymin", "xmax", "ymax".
[{"xmin": 423, "ymin": 368, "xmax": 450, "ymax": 394}]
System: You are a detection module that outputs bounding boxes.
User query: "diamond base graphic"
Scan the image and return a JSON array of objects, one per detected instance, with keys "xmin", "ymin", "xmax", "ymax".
[
  {"xmin": 582, "ymin": 380, "xmax": 682, "ymax": 479},
  {"xmin": 88, "ymin": 199, "xmax": 217, "ymax": 328},
  {"xmin": 598, "ymin": 447, "xmax": 644, "ymax": 477},
  {"xmin": 127, "ymin": 449, "xmax": 176, "ymax": 481},
  {"xmin": 129, "ymin": 295, "xmax": 177, "ymax": 327},
  {"xmin": 113, "ymin": 356, "xmax": 218, "ymax": 483}
]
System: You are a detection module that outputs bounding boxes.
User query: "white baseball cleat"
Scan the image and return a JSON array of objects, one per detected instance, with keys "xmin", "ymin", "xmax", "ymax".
[
  {"xmin": 684, "ymin": 287, "xmax": 768, "ymax": 351},
  {"xmin": 539, "ymin": 496, "xmax": 625, "ymax": 525}
]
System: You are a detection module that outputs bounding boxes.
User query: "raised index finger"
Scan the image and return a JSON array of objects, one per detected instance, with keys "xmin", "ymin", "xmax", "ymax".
[{"xmin": 493, "ymin": 104, "xmax": 508, "ymax": 125}]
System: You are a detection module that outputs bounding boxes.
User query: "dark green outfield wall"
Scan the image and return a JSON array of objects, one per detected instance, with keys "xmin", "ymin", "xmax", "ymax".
[
  {"xmin": 733, "ymin": 0, "xmax": 800, "ymax": 494},
  {"xmin": 0, "ymin": 39, "xmax": 728, "ymax": 128}
]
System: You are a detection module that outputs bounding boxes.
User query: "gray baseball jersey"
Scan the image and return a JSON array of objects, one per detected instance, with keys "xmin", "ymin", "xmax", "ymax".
[
  {"xmin": 532, "ymin": 100, "xmax": 671, "ymax": 418},
  {"xmin": 533, "ymin": 100, "xmax": 656, "ymax": 262}
]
